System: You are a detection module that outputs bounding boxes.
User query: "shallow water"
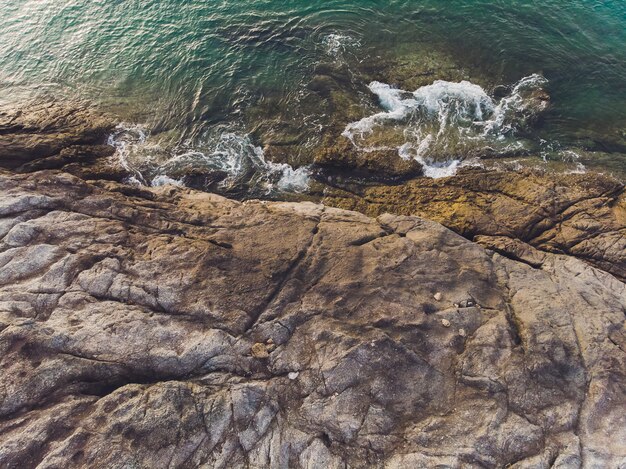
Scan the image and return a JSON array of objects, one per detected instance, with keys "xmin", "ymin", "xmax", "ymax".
[{"xmin": 1, "ymin": 1, "xmax": 625, "ymax": 190}]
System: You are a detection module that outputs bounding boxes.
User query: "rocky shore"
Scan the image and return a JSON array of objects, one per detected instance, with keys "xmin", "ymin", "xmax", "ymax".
[
  {"xmin": 0, "ymin": 102, "xmax": 625, "ymax": 468},
  {"xmin": 322, "ymin": 169, "xmax": 626, "ymax": 282}
]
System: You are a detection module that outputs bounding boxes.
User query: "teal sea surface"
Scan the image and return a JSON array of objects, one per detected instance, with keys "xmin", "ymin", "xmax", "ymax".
[{"xmin": 1, "ymin": 0, "xmax": 625, "ymax": 188}]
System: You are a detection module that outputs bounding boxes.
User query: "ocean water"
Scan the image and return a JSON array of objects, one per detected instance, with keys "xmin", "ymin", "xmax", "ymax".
[{"xmin": 1, "ymin": 1, "xmax": 625, "ymax": 191}]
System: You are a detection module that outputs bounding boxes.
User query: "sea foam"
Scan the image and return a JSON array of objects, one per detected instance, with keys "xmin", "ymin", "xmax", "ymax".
[
  {"xmin": 343, "ymin": 74, "xmax": 548, "ymax": 178},
  {"xmin": 107, "ymin": 123, "xmax": 148, "ymax": 172},
  {"xmin": 108, "ymin": 128, "xmax": 310, "ymax": 194},
  {"xmin": 195, "ymin": 133, "xmax": 310, "ymax": 192}
]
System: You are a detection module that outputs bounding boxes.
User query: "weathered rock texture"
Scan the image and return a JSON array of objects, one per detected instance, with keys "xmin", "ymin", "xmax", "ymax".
[
  {"xmin": 0, "ymin": 170, "xmax": 625, "ymax": 468},
  {"xmin": 323, "ymin": 169, "xmax": 626, "ymax": 282},
  {"xmin": 0, "ymin": 101, "xmax": 123, "ymax": 180}
]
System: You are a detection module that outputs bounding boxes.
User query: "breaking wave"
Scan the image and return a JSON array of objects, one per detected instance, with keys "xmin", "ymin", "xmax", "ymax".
[
  {"xmin": 107, "ymin": 123, "xmax": 148, "ymax": 172},
  {"xmin": 343, "ymin": 74, "xmax": 549, "ymax": 178},
  {"xmin": 107, "ymin": 126, "xmax": 310, "ymax": 196}
]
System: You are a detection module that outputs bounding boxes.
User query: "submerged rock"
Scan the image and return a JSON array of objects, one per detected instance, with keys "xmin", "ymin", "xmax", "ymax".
[
  {"xmin": 246, "ymin": 46, "xmax": 498, "ymax": 175},
  {"xmin": 0, "ymin": 170, "xmax": 624, "ymax": 467},
  {"xmin": 314, "ymin": 138, "xmax": 424, "ymax": 181}
]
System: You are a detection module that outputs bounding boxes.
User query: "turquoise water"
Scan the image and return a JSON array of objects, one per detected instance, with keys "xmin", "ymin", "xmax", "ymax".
[{"xmin": 1, "ymin": 1, "xmax": 625, "ymax": 188}]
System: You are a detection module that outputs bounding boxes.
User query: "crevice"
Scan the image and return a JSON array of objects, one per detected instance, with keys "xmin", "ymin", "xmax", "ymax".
[
  {"xmin": 506, "ymin": 308, "xmax": 524, "ymax": 350},
  {"xmin": 243, "ymin": 218, "xmax": 322, "ymax": 333},
  {"xmin": 483, "ymin": 244, "xmax": 543, "ymax": 270},
  {"xmin": 319, "ymin": 431, "xmax": 332, "ymax": 448},
  {"xmin": 208, "ymin": 239, "xmax": 233, "ymax": 249},
  {"xmin": 608, "ymin": 335, "xmax": 626, "ymax": 354},
  {"xmin": 348, "ymin": 230, "xmax": 394, "ymax": 247}
]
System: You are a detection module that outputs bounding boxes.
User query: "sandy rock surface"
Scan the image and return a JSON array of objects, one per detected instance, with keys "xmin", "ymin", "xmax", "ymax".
[{"xmin": 0, "ymin": 101, "xmax": 122, "ymax": 180}]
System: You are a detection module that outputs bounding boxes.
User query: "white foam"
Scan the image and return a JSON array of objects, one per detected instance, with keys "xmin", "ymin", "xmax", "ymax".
[
  {"xmin": 107, "ymin": 123, "xmax": 148, "ymax": 171},
  {"xmin": 126, "ymin": 176, "xmax": 143, "ymax": 186},
  {"xmin": 322, "ymin": 33, "xmax": 360, "ymax": 57},
  {"xmin": 412, "ymin": 80, "xmax": 494, "ymax": 119},
  {"xmin": 205, "ymin": 133, "xmax": 310, "ymax": 193},
  {"xmin": 108, "ymin": 128, "xmax": 310, "ymax": 194},
  {"xmin": 342, "ymin": 82, "xmax": 413, "ymax": 144},
  {"xmin": 567, "ymin": 163, "xmax": 587, "ymax": 174},
  {"xmin": 155, "ymin": 132, "xmax": 310, "ymax": 194},
  {"xmin": 559, "ymin": 149, "xmax": 587, "ymax": 174},
  {"xmin": 151, "ymin": 175, "xmax": 183, "ymax": 187},
  {"xmin": 274, "ymin": 164, "xmax": 311, "ymax": 191},
  {"xmin": 343, "ymin": 74, "xmax": 549, "ymax": 178},
  {"xmin": 398, "ymin": 141, "xmax": 462, "ymax": 178},
  {"xmin": 485, "ymin": 74, "xmax": 548, "ymax": 135}
]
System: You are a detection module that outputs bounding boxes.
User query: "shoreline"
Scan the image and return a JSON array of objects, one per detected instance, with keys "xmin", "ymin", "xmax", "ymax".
[
  {"xmin": 2, "ymin": 2, "xmax": 626, "ymax": 465},
  {"xmin": 0, "ymin": 98, "xmax": 625, "ymax": 466}
]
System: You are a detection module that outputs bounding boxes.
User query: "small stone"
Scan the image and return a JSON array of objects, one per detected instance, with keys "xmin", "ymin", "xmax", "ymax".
[
  {"xmin": 441, "ymin": 319, "xmax": 451, "ymax": 328},
  {"xmin": 434, "ymin": 292, "xmax": 443, "ymax": 301},
  {"xmin": 266, "ymin": 338, "xmax": 274, "ymax": 344},
  {"xmin": 456, "ymin": 299, "xmax": 476, "ymax": 308},
  {"xmin": 251, "ymin": 343, "xmax": 269, "ymax": 359},
  {"xmin": 288, "ymin": 372, "xmax": 299, "ymax": 380},
  {"xmin": 459, "ymin": 328, "xmax": 467, "ymax": 337}
]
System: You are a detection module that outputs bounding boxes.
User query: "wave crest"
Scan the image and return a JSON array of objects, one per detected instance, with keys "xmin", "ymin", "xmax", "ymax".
[
  {"xmin": 107, "ymin": 128, "xmax": 309, "ymax": 196},
  {"xmin": 342, "ymin": 74, "xmax": 549, "ymax": 178}
]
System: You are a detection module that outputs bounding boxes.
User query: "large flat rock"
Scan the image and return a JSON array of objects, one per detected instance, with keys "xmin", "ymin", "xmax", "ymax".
[{"xmin": 0, "ymin": 170, "xmax": 624, "ymax": 468}]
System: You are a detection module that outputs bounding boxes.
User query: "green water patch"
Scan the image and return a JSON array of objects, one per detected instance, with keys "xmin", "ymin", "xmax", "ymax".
[{"xmin": 1, "ymin": 0, "xmax": 624, "ymax": 189}]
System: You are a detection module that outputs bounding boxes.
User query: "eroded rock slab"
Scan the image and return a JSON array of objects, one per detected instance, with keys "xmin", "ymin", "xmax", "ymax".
[
  {"xmin": 0, "ymin": 170, "xmax": 624, "ymax": 468},
  {"xmin": 323, "ymin": 169, "xmax": 626, "ymax": 282}
]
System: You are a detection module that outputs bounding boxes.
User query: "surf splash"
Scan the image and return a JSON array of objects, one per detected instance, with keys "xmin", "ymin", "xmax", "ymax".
[
  {"xmin": 107, "ymin": 123, "xmax": 148, "ymax": 173},
  {"xmin": 343, "ymin": 74, "xmax": 549, "ymax": 178},
  {"xmin": 169, "ymin": 133, "xmax": 311, "ymax": 193},
  {"xmin": 107, "ymin": 127, "xmax": 310, "ymax": 196},
  {"xmin": 321, "ymin": 33, "xmax": 360, "ymax": 57}
]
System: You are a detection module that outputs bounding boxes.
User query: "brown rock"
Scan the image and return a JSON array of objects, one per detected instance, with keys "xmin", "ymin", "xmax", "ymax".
[
  {"xmin": 251, "ymin": 343, "xmax": 270, "ymax": 359},
  {"xmin": 0, "ymin": 100, "xmax": 115, "ymax": 170},
  {"xmin": 324, "ymin": 169, "xmax": 626, "ymax": 281},
  {"xmin": 314, "ymin": 137, "xmax": 423, "ymax": 180},
  {"xmin": 0, "ymin": 170, "xmax": 624, "ymax": 467}
]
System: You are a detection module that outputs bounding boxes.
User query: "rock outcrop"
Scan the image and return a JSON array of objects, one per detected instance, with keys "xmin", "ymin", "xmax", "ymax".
[
  {"xmin": 248, "ymin": 46, "xmax": 493, "ymax": 178},
  {"xmin": 0, "ymin": 100, "xmax": 124, "ymax": 181},
  {"xmin": 323, "ymin": 169, "xmax": 626, "ymax": 282},
  {"xmin": 0, "ymin": 170, "xmax": 625, "ymax": 468},
  {"xmin": 314, "ymin": 139, "xmax": 424, "ymax": 181}
]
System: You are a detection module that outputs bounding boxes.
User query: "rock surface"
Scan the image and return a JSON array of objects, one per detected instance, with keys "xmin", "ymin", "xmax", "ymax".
[
  {"xmin": 323, "ymin": 169, "xmax": 626, "ymax": 282},
  {"xmin": 0, "ymin": 100, "xmax": 123, "ymax": 180},
  {"xmin": 0, "ymin": 170, "xmax": 625, "ymax": 468},
  {"xmin": 314, "ymin": 138, "xmax": 424, "ymax": 181}
]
